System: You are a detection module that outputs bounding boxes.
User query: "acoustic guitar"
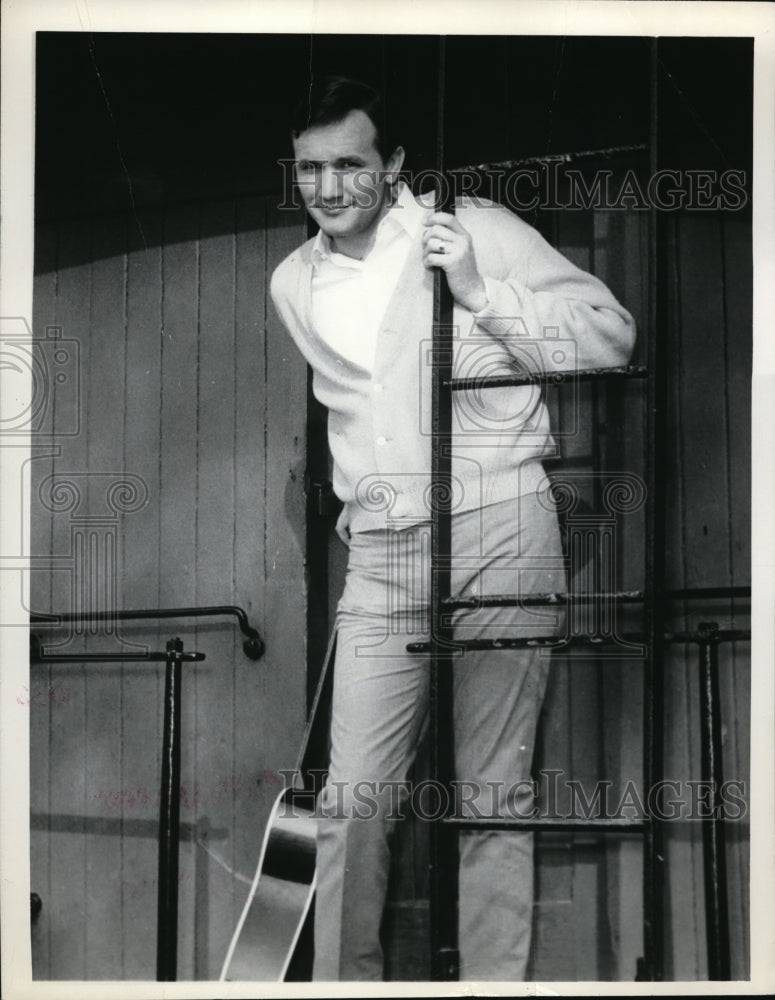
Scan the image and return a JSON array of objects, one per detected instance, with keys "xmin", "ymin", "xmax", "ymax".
[{"xmin": 219, "ymin": 633, "xmax": 336, "ymax": 982}]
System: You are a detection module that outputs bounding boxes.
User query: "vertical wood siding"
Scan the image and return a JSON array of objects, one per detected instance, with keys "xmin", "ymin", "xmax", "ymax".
[
  {"xmin": 531, "ymin": 202, "xmax": 651, "ymax": 981},
  {"xmin": 29, "ymin": 191, "xmax": 750, "ymax": 981},
  {"xmin": 30, "ymin": 197, "xmax": 307, "ymax": 979},
  {"xmin": 532, "ymin": 203, "xmax": 751, "ymax": 980},
  {"xmin": 661, "ymin": 212, "xmax": 751, "ymax": 980},
  {"xmin": 380, "ymin": 198, "xmax": 751, "ymax": 981}
]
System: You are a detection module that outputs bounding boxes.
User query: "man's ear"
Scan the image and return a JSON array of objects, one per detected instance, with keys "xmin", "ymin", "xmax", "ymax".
[{"xmin": 385, "ymin": 145, "xmax": 406, "ymax": 183}]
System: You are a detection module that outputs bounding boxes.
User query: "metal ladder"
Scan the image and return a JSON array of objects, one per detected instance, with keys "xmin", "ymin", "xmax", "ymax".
[{"xmin": 413, "ymin": 37, "xmax": 747, "ymax": 983}]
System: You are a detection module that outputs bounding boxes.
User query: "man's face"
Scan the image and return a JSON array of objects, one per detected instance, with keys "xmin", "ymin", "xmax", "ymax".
[{"xmin": 292, "ymin": 109, "xmax": 404, "ymax": 251}]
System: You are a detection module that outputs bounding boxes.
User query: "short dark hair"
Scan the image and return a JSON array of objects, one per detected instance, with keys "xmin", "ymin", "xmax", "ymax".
[{"xmin": 290, "ymin": 75, "xmax": 394, "ymax": 161}]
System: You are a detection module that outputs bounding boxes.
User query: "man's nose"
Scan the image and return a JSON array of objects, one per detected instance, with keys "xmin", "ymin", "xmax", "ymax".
[{"xmin": 316, "ymin": 165, "xmax": 344, "ymax": 203}]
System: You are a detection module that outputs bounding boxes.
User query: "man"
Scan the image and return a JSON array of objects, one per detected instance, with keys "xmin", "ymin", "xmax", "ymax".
[{"xmin": 270, "ymin": 76, "xmax": 635, "ymax": 981}]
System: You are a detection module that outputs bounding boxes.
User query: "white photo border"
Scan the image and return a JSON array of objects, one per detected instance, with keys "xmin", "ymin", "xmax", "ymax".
[{"xmin": 1, "ymin": 1, "xmax": 773, "ymax": 997}]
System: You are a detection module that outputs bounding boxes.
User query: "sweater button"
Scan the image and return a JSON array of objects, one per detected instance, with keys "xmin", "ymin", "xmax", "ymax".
[
  {"xmin": 373, "ymin": 383, "xmax": 383, "ymax": 392},
  {"xmin": 376, "ymin": 436, "xmax": 387, "ymax": 446}
]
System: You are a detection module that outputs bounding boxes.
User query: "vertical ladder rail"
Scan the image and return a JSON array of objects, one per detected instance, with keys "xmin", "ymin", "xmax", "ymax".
[
  {"xmin": 428, "ymin": 35, "xmax": 460, "ymax": 982},
  {"xmin": 639, "ymin": 37, "xmax": 668, "ymax": 981}
]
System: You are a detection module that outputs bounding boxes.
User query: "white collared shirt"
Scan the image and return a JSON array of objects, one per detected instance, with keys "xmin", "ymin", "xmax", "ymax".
[{"xmin": 310, "ymin": 182, "xmax": 427, "ymax": 372}]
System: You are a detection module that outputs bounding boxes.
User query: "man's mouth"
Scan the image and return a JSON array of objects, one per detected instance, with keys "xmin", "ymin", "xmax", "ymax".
[{"xmin": 317, "ymin": 203, "xmax": 349, "ymax": 216}]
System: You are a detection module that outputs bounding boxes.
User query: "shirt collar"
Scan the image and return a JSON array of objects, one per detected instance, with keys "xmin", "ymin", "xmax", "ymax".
[{"xmin": 311, "ymin": 182, "xmax": 426, "ymax": 265}]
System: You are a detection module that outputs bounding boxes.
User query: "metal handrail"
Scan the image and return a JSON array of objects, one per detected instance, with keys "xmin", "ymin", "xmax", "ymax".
[{"xmin": 30, "ymin": 604, "xmax": 264, "ymax": 660}]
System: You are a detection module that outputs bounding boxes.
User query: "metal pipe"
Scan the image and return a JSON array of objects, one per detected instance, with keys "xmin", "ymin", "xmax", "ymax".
[
  {"xmin": 427, "ymin": 35, "xmax": 459, "ymax": 984},
  {"xmin": 442, "ymin": 586, "xmax": 750, "ymax": 611},
  {"xmin": 665, "ymin": 629, "xmax": 750, "ymax": 644},
  {"xmin": 156, "ymin": 638, "xmax": 184, "ymax": 981},
  {"xmin": 697, "ymin": 623, "xmax": 732, "ymax": 980},
  {"xmin": 451, "ymin": 142, "xmax": 648, "ymax": 174},
  {"xmin": 407, "ymin": 629, "xmax": 749, "ymax": 654},
  {"xmin": 443, "ymin": 817, "xmax": 647, "ymax": 832},
  {"xmin": 445, "ymin": 364, "xmax": 647, "ymax": 392},
  {"xmin": 30, "ymin": 605, "xmax": 264, "ymax": 660},
  {"xmin": 30, "ymin": 647, "xmax": 205, "ymax": 664},
  {"xmin": 666, "ymin": 586, "xmax": 750, "ymax": 601},
  {"xmin": 444, "ymin": 589, "xmax": 645, "ymax": 610},
  {"xmin": 638, "ymin": 37, "xmax": 668, "ymax": 982}
]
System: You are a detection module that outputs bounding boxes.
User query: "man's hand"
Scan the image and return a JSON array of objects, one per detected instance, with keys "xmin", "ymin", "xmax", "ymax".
[
  {"xmin": 335, "ymin": 506, "xmax": 351, "ymax": 547},
  {"xmin": 422, "ymin": 211, "xmax": 488, "ymax": 314}
]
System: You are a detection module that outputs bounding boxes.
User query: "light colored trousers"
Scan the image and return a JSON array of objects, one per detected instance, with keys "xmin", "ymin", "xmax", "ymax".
[{"xmin": 313, "ymin": 491, "xmax": 566, "ymax": 981}]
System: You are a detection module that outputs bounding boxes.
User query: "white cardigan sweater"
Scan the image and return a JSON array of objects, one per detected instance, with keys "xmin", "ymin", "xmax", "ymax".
[{"xmin": 270, "ymin": 196, "xmax": 636, "ymax": 533}]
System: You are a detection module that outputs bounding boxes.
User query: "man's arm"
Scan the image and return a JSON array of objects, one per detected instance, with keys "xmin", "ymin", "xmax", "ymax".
[{"xmin": 422, "ymin": 203, "xmax": 636, "ymax": 372}]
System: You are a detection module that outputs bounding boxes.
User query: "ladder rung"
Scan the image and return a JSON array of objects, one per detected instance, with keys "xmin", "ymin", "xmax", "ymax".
[
  {"xmin": 441, "ymin": 587, "xmax": 749, "ymax": 610},
  {"xmin": 408, "ymin": 635, "xmax": 624, "ymax": 653},
  {"xmin": 441, "ymin": 816, "xmax": 648, "ymax": 832},
  {"xmin": 407, "ymin": 628, "xmax": 750, "ymax": 654},
  {"xmin": 665, "ymin": 628, "xmax": 750, "ymax": 644},
  {"xmin": 443, "ymin": 590, "xmax": 644, "ymax": 610},
  {"xmin": 452, "ymin": 142, "xmax": 649, "ymax": 174},
  {"xmin": 667, "ymin": 585, "xmax": 751, "ymax": 601},
  {"xmin": 444, "ymin": 364, "xmax": 648, "ymax": 391}
]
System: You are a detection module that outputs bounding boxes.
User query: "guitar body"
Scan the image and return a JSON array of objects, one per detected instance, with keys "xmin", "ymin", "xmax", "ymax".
[
  {"xmin": 219, "ymin": 787, "xmax": 318, "ymax": 981},
  {"xmin": 219, "ymin": 634, "xmax": 336, "ymax": 982}
]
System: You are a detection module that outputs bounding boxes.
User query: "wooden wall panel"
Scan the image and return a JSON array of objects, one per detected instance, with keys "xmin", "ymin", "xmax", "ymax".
[
  {"xmin": 41, "ymin": 218, "xmax": 92, "ymax": 980},
  {"xmin": 595, "ymin": 207, "xmax": 649, "ymax": 978},
  {"xmin": 529, "ymin": 199, "xmax": 750, "ymax": 981},
  {"xmin": 718, "ymin": 212, "xmax": 752, "ymax": 980},
  {"xmin": 526, "ymin": 201, "xmax": 596, "ymax": 979},
  {"xmin": 29, "ymin": 189, "xmax": 750, "ymax": 982},
  {"xmin": 29, "ymin": 220, "xmax": 58, "ymax": 979},
  {"xmin": 30, "ymin": 196, "xmax": 307, "ymax": 980},
  {"xmin": 260, "ymin": 200, "xmax": 309, "ymax": 820},
  {"xmin": 120, "ymin": 209, "xmax": 165, "ymax": 979},
  {"xmin": 718, "ymin": 213, "xmax": 752, "ymax": 980},
  {"xmin": 82, "ymin": 215, "xmax": 128, "ymax": 977},
  {"xmin": 660, "ymin": 210, "xmax": 751, "ymax": 980},
  {"xmin": 193, "ymin": 202, "xmax": 239, "ymax": 979},
  {"xmin": 231, "ymin": 196, "xmax": 269, "ymax": 937},
  {"xmin": 529, "ymin": 203, "xmax": 652, "ymax": 981},
  {"xmin": 158, "ymin": 205, "xmax": 202, "ymax": 980},
  {"xmin": 676, "ymin": 216, "xmax": 731, "ymax": 587},
  {"xmin": 722, "ymin": 218, "xmax": 752, "ymax": 586}
]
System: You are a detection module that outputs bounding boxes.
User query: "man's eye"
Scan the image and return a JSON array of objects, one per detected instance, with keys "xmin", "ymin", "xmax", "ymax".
[{"xmin": 296, "ymin": 161, "xmax": 314, "ymax": 174}]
